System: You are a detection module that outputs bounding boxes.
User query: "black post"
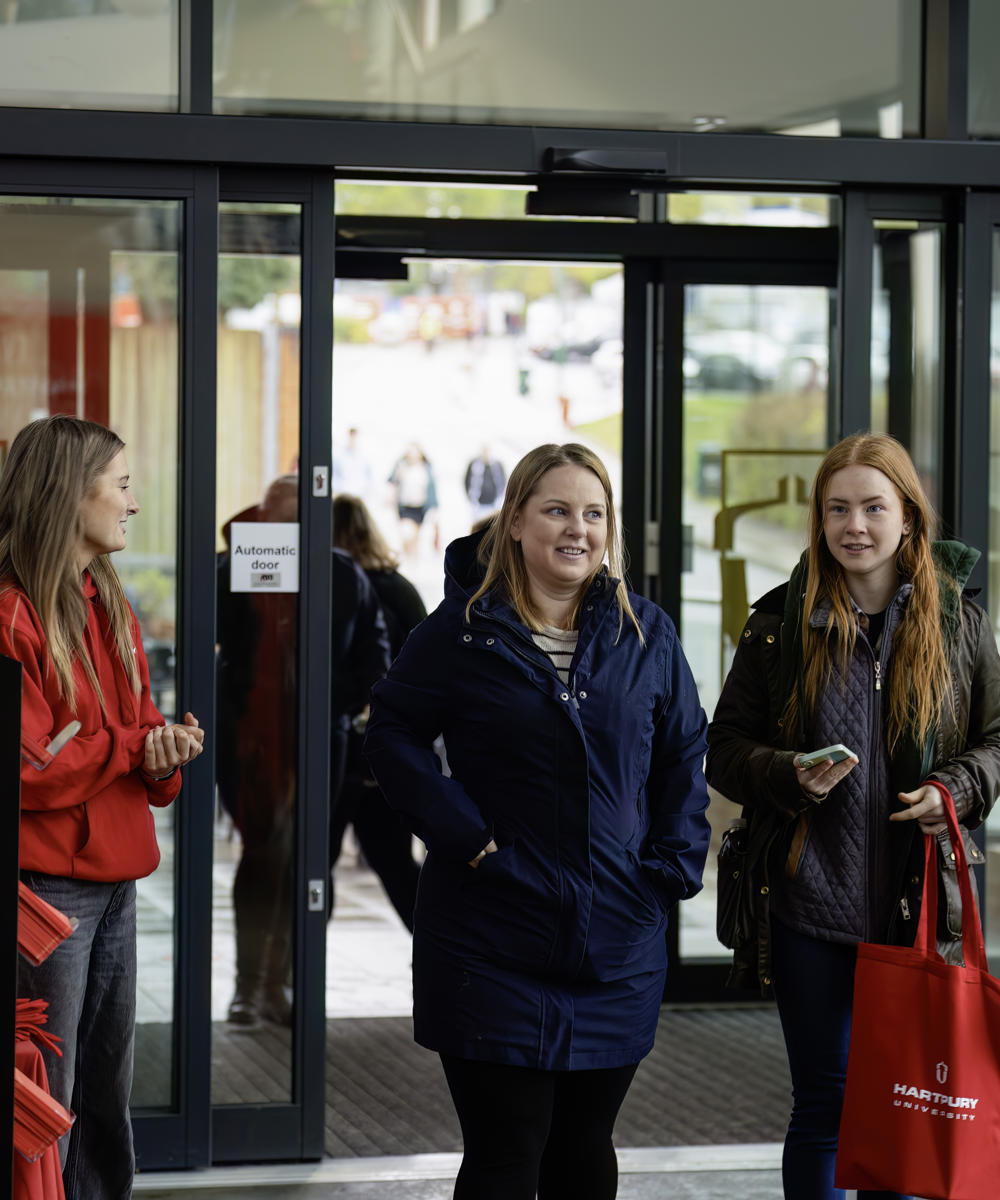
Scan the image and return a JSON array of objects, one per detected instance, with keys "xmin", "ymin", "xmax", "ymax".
[{"xmin": 1, "ymin": 654, "xmax": 22, "ymax": 1195}]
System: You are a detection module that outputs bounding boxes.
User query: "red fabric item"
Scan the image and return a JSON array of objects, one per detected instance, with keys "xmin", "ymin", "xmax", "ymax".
[
  {"xmin": 17, "ymin": 883, "xmax": 75, "ymax": 967},
  {"xmin": 835, "ymin": 786, "xmax": 1000, "ymax": 1199},
  {"xmin": 1, "ymin": 574, "xmax": 180, "ymax": 881},
  {"xmin": 15, "ymin": 998, "xmax": 63, "ymax": 1057},
  {"xmin": 13, "ymin": 1041, "xmax": 68, "ymax": 1200}
]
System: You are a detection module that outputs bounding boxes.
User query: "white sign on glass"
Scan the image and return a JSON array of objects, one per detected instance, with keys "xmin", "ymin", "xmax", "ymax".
[{"xmin": 229, "ymin": 522, "xmax": 299, "ymax": 593}]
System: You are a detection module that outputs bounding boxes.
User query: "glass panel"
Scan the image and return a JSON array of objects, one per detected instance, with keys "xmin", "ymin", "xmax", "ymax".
[
  {"xmin": 214, "ymin": 0, "xmax": 919, "ymax": 137},
  {"xmin": 870, "ymin": 223, "xmax": 945, "ymax": 513},
  {"xmin": 986, "ymin": 229, "xmax": 1000, "ymax": 972},
  {"xmin": 0, "ymin": 195, "xmax": 182, "ymax": 1108},
  {"xmin": 336, "ymin": 181, "xmax": 531, "ymax": 219},
  {"xmin": 213, "ymin": 203, "xmax": 301, "ymax": 1104},
  {"xmin": 970, "ymin": 0, "xmax": 1000, "ymax": 139},
  {"xmin": 0, "ymin": 2, "xmax": 179, "ymax": 112},
  {"xmin": 335, "ymin": 180, "xmax": 632, "ymax": 222},
  {"xmin": 679, "ymin": 282, "xmax": 830, "ymax": 958},
  {"xmin": 667, "ymin": 193, "xmax": 834, "ymax": 227}
]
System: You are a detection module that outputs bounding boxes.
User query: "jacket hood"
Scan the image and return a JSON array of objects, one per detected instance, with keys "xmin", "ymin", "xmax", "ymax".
[
  {"xmin": 933, "ymin": 539, "xmax": 981, "ymax": 632},
  {"xmin": 443, "ymin": 527, "xmax": 490, "ymax": 601},
  {"xmin": 442, "ymin": 524, "xmax": 618, "ymax": 620}
]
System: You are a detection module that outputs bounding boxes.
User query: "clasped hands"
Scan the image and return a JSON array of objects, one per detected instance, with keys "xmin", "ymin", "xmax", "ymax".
[
  {"xmin": 793, "ymin": 751, "xmax": 946, "ymax": 834},
  {"xmin": 143, "ymin": 711, "xmax": 204, "ymax": 780}
]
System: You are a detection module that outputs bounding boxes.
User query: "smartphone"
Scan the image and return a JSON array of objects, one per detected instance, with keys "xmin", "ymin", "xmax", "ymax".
[{"xmin": 797, "ymin": 743, "xmax": 856, "ymax": 770}]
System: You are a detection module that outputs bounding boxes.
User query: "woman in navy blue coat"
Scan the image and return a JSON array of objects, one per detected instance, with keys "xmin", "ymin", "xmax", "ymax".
[{"xmin": 364, "ymin": 443, "xmax": 710, "ymax": 1200}]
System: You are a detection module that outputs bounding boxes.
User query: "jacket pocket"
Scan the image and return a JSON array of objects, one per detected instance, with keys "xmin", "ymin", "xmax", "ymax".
[
  {"xmin": 784, "ymin": 809, "xmax": 813, "ymax": 880},
  {"xmin": 451, "ymin": 842, "xmax": 559, "ymax": 968}
]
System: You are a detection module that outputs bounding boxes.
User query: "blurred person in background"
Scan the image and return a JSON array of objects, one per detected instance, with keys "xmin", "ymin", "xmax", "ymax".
[
  {"xmin": 217, "ymin": 476, "xmax": 389, "ymax": 1021},
  {"xmin": 365, "ymin": 442, "xmax": 711, "ymax": 1200},
  {"xmin": 331, "ymin": 493, "xmax": 426, "ymax": 928},
  {"xmin": 388, "ymin": 442, "xmax": 438, "ymax": 558},
  {"xmin": 331, "ymin": 426, "xmax": 373, "ymax": 503},
  {"xmin": 464, "ymin": 445, "xmax": 506, "ymax": 525},
  {"xmin": 216, "ymin": 475, "xmax": 301, "ymax": 1027}
]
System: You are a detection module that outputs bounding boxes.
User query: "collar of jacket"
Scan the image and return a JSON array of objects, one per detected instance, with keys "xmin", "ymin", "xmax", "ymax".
[
  {"xmin": 466, "ymin": 566, "xmax": 617, "ymax": 635},
  {"xmin": 807, "ymin": 580, "xmax": 912, "ymax": 630}
]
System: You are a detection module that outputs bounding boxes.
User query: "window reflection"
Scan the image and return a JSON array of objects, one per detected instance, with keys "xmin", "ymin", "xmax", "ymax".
[
  {"xmin": 870, "ymin": 223, "xmax": 944, "ymax": 514},
  {"xmin": 214, "ymin": 0, "xmax": 919, "ymax": 137},
  {"xmin": 0, "ymin": 1, "xmax": 178, "ymax": 111}
]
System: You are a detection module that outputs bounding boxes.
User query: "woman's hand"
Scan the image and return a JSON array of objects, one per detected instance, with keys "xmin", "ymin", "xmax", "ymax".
[
  {"xmin": 889, "ymin": 785, "xmax": 947, "ymax": 834},
  {"xmin": 793, "ymin": 751, "xmax": 858, "ymax": 801},
  {"xmin": 468, "ymin": 839, "xmax": 498, "ymax": 868},
  {"xmin": 143, "ymin": 711, "xmax": 204, "ymax": 780}
]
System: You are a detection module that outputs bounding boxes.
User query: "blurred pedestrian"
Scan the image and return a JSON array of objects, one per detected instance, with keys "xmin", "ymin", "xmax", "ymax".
[
  {"xmin": 217, "ymin": 476, "xmax": 390, "ymax": 1021},
  {"xmin": 464, "ymin": 445, "xmax": 506, "ymax": 524},
  {"xmin": 217, "ymin": 475, "xmax": 299, "ymax": 1027},
  {"xmin": 332, "ymin": 426, "xmax": 373, "ymax": 502},
  {"xmin": 332, "ymin": 493, "xmax": 426, "ymax": 928},
  {"xmin": 388, "ymin": 442, "xmax": 438, "ymax": 558}
]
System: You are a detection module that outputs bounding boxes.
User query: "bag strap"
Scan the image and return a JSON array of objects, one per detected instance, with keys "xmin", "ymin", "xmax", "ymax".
[{"xmin": 914, "ymin": 781, "xmax": 987, "ymax": 970}]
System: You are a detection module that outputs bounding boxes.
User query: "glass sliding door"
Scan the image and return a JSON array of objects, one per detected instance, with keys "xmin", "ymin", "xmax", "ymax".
[
  {"xmin": 210, "ymin": 178, "xmax": 332, "ymax": 1165},
  {"xmin": 213, "ymin": 203, "xmax": 302, "ymax": 1103}
]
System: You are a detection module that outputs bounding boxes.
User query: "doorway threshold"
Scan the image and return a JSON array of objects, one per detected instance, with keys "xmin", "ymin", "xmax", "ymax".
[{"xmin": 133, "ymin": 1144, "xmax": 782, "ymax": 1191}]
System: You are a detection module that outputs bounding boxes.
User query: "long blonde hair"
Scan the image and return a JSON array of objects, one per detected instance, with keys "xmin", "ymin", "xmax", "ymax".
[
  {"xmin": 0, "ymin": 415, "xmax": 140, "ymax": 711},
  {"xmin": 333, "ymin": 493, "xmax": 399, "ymax": 571},
  {"xmin": 790, "ymin": 433, "xmax": 952, "ymax": 753},
  {"xmin": 466, "ymin": 443, "xmax": 643, "ymax": 642}
]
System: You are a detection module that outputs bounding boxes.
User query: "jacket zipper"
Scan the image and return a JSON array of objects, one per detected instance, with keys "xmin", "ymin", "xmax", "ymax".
[{"xmin": 866, "ymin": 635, "xmax": 886, "ymax": 940}]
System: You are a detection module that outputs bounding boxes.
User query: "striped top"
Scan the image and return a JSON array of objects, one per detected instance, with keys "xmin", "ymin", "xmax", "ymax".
[{"xmin": 531, "ymin": 625, "xmax": 579, "ymax": 686}]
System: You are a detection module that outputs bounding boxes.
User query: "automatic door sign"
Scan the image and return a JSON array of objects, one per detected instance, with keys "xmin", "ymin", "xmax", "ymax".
[{"xmin": 229, "ymin": 522, "xmax": 299, "ymax": 593}]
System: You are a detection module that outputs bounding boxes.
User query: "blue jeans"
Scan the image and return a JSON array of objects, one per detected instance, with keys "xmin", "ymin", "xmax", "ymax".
[
  {"xmin": 771, "ymin": 918, "xmax": 912, "ymax": 1200},
  {"xmin": 18, "ymin": 872, "xmax": 138, "ymax": 1200}
]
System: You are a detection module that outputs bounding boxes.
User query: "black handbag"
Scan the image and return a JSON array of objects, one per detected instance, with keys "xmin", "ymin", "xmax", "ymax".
[
  {"xmin": 716, "ymin": 817, "xmax": 749, "ymax": 949},
  {"xmin": 715, "ymin": 805, "xmax": 789, "ymax": 951}
]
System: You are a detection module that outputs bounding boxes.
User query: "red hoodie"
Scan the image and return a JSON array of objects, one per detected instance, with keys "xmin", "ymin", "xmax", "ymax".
[{"xmin": 2, "ymin": 573, "xmax": 181, "ymax": 881}]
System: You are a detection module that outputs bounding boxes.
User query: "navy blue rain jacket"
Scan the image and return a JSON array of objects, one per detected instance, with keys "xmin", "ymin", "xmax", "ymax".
[{"xmin": 364, "ymin": 532, "xmax": 711, "ymax": 1070}]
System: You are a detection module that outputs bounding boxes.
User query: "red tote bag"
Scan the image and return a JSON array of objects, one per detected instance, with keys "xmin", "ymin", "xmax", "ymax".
[{"xmin": 835, "ymin": 785, "xmax": 1000, "ymax": 1200}]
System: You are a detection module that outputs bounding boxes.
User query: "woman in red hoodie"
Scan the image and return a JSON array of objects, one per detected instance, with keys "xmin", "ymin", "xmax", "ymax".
[{"xmin": 2, "ymin": 415, "xmax": 203, "ymax": 1200}]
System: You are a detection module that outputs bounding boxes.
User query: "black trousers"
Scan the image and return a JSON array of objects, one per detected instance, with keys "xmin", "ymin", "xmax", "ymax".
[{"xmin": 440, "ymin": 1054, "xmax": 638, "ymax": 1200}]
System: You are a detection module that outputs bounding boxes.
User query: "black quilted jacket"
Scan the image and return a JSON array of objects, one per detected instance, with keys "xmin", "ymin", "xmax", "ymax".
[{"xmin": 706, "ymin": 540, "xmax": 1000, "ymax": 995}]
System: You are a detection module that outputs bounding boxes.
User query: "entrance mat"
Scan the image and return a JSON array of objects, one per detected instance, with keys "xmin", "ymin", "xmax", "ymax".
[
  {"xmin": 131, "ymin": 1005, "xmax": 790, "ymax": 1156},
  {"xmin": 323, "ymin": 1005, "xmax": 791, "ymax": 1156}
]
